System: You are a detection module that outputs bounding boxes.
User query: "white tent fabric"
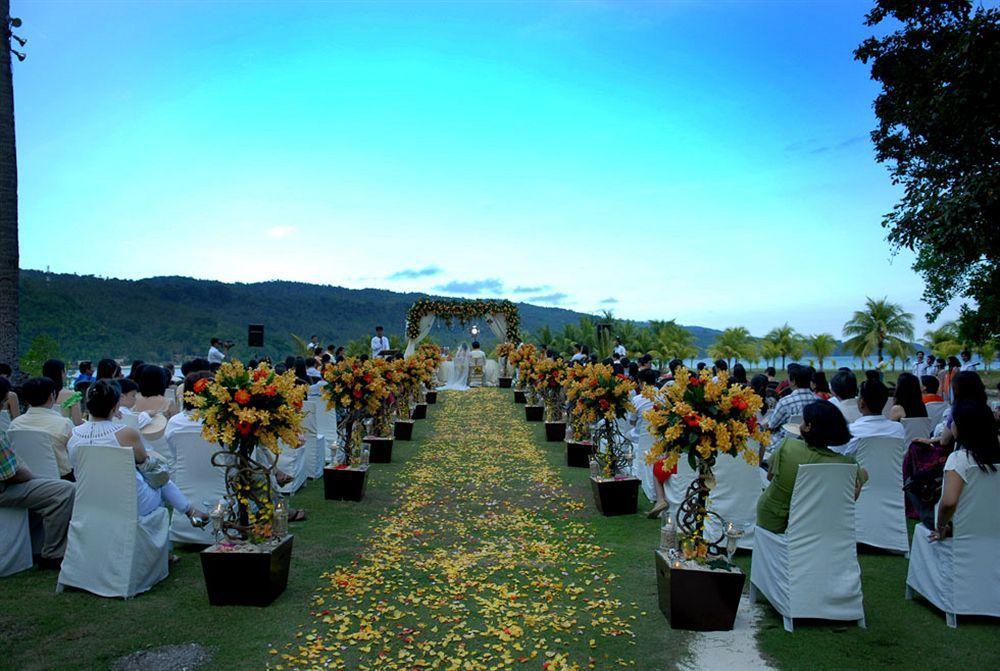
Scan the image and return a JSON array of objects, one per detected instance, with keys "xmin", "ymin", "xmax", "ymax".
[
  {"xmin": 705, "ymin": 446, "xmax": 764, "ymax": 550},
  {"xmin": 57, "ymin": 444, "xmax": 169, "ymax": 598},
  {"xmin": 166, "ymin": 430, "xmax": 227, "ymax": 545},
  {"xmin": 901, "ymin": 417, "xmax": 932, "ymax": 444},
  {"xmin": 404, "ymin": 314, "xmax": 436, "ymax": 357},
  {"xmin": 906, "ymin": 464, "xmax": 1000, "ymax": 627},
  {"xmin": 485, "ymin": 313, "xmax": 507, "ymax": 342},
  {"xmin": 0, "ymin": 508, "xmax": 33, "ymax": 577},
  {"xmin": 8, "ymin": 429, "xmax": 61, "ymax": 479},
  {"xmin": 852, "ymin": 435, "xmax": 909, "ymax": 553},
  {"xmin": 749, "ymin": 463, "xmax": 866, "ymax": 632}
]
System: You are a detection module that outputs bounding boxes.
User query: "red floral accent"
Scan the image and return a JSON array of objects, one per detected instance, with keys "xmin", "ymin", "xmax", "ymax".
[
  {"xmin": 193, "ymin": 378, "xmax": 209, "ymax": 393},
  {"xmin": 237, "ymin": 420, "xmax": 253, "ymax": 436},
  {"xmin": 598, "ymin": 398, "xmax": 610, "ymax": 410},
  {"xmin": 684, "ymin": 412, "xmax": 702, "ymax": 427},
  {"xmin": 234, "ymin": 389, "xmax": 251, "ymax": 405}
]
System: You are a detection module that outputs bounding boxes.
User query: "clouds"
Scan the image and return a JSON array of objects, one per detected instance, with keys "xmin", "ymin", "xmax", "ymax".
[
  {"xmin": 435, "ymin": 278, "xmax": 505, "ymax": 295},
  {"xmin": 784, "ymin": 134, "xmax": 866, "ymax": 155},
  {"xmin": 387, "ymin": 265, "xmax": 443, "ymax": 280},
  {"xmin": 264, "ymin": 225, "xmax": 298, "ymax": 239},
  {"xmin": 600, "ymin": 297, "xmax": 618, "ymax": 304},
  {"xmin": 529, "ymin": 292, "xmax": 568, "ymax": 305},
  {"xmin": 512, "ymin": 285, "xmax": 548, "ymax": 294}
]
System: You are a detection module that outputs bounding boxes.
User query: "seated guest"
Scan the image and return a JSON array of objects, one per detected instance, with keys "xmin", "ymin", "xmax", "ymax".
[
  {"xmin": 42, "ymin": 359, "xmax": 82, "ymax": 426},
  {"xmin": 180, "ymin": 358, "xmax": 212, "ymax": 377},
  {"xmin": 828, "ymin": 370, "xmax": 861, "ymax": 423},
  {"xmin": 811, "ymin": 371, "xmax": 832, "ymax": 400},
  {"xmin": 67, "ymin": 381, "xmax": 206, "ymax": 524},
  {"xmin": 757, "ymin": 401, "xmax": 866, "ymax": 534},
  {"xmin": 0, "ymin": 375, "xmax": 20, "ymax": 423},
  {"xmin": 921, "ymin": 375, "xmax": 944, "ymax": 404},
  {"xmin": 74, "ymin": 361, "xmax": 95, "ymax": 385},
  {"xmin": 627, "ymin": 361, "xmax": 639, "ymax": 380},
  {"xmin": 712, "ymin": 359, "xmax": 728, "ymax": 378},
  {"xmin": 0, "ymin": 433, "xmax": 75, "ymax": 569},
  {"xmin": 749, "ymin": 374, "xmax": 771, "ymax": 413},
  {"xmin": 116, "ymin": 378, "xmax": 153, "ymax": 430},
  {"xmin": 132, "ymin": 365, "xmax": 178, "ymax": 418},
  {"xmin": 765, "ymin": 364, "xmax": 815, "ymax": 456},
  {"xmin": 838, "ymin": 380, "xmax": 906, "ymax": 456},
  {"xmin": 305, "ymin": 357, "xmax": 322, "ymax": 381},
  {"xmin": 764, "ymin": 366, "xmax": 779, "ymax": 400},
  {"xmin": 628, "ymin": 369, "xmax": 673, "ymax": 518},
  {"xmin": 929, "ymin": 399, "xmax": 999, "ymax": 539},
  {"xmin": 888, "ymin": 372, "xmax": 928, "ymax": 420},
  {"xmin": 293, "ymin": 358, "xmax": 312, "ymax": 386},
  {"xmin": 730, "ymin": 363, "xmax": 748, "ymax": 386},
  {"xmin": 8, "ymin": 377, "xmax": 75, "ymax": 480},
  {"xmin": 96, "ymin": 358, "xmax": 123, "ymax": 380},
  {"xmin": 127, "ymin": 360, "xmax": 145, "ymax": 381},
  {"xmin": 165, "ymin": 372, "xmax": 212, "ymax": 440}
]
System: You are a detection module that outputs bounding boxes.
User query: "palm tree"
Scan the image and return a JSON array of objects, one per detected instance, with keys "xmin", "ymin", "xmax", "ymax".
[
  {"xmin": 842, "ymin": 297, "xmax": 914, "ymax": 363},
  {"xmin": 289, "ymin": 333, "xmax": 312, "ymax": 357},
  {"xmin": 976, "ymin": 340, "xmax": 997, "ymax": 371},
  {"xmin": 653, "ymin": 320, "xmax": 698, "ymax": 364},
  {"xmin": 708, "ymin": 327, "xmax": 756, "ymax": 367},
  {"xmin": 885, "ymin": 339, "xmax": 912, "ymax": 371},
  {"xmin": 759, "ymin": 341, "xmax": 781, "ymax": 368},
  {"xmin": 924, "ymin": 321, "xmax": 961, "ymax": 359},
  {"xmin": 764, "ymin": 323, "xmax": 803, "ymax": 369},
  {"xmin": 807, "ymin": 333, "xmax": 837, "ymax": 370},
  {"xmin": 533, "ymin": 325, "xmax": 556, "ymax": 351},
  {"xmin": 0, "ymin": 4, "xmax": 20, "ymax": 376}
]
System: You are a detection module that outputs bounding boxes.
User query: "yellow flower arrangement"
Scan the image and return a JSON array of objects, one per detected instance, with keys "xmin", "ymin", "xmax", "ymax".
[
  {"xmin": 321, "ymin": 358, "xmax": 391, "ymax": 465},
  {"xmin": 185, "ymin": 360, "xmax": 307, "ymax": 542},
  {"xmin": 564, "ymin": 364, "xmax": 636, "ymax": 477},
  {"xmin": 643, "ymin": 367, "xmax": 770, "ymax": 561},
  {"xmin": 529, "ymin": 357, "xmax": 567, "ymax": 422}
]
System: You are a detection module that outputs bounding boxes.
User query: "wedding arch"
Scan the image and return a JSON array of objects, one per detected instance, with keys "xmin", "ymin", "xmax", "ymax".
[{"xmin": 403, "ymin": 298, "xmax": 521, "ymax": 356}]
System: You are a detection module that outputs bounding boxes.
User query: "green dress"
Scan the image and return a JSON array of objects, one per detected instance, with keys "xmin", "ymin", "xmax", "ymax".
[{"xmin": 756, "ymin": 437, "xmax": 859, "ymax": 534}]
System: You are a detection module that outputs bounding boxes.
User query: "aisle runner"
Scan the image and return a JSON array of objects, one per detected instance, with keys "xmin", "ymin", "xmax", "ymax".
[{"xmin": 272, "ymin": 389, "xmax": 637, "ymax": 671}]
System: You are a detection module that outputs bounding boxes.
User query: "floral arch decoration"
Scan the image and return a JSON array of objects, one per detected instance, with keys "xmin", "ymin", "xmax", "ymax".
[{"xmin": 403, "ymin": 298, "xmax": 521, "ymax": 356}]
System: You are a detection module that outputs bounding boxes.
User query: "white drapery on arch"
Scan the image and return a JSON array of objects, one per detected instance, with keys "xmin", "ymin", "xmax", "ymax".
[
  {"xmin": 403, "ymin": 314, "xmax": 436, "ymax": 357},
  {"xmin": 404, "ymin": 312, "xmax": 511, "ymax": 357}
]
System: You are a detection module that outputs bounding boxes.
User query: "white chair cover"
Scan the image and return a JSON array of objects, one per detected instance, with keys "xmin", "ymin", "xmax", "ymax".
[
  {"xmin": 0, "ymin": 508, "xmax": 33, "ymax": 577},
  {"xmin": 628, "ymin": 421, "xmax": 656, "ymax": 503},
  {"xmin": 852, "ymin": 435, "xmax": 909, "ymax": 553},
  {"xmin": 305, "ymin": 434, "xmax": 326, "ymax": 480},
  {"xmin": 906, "ymin": 465, "xmax": 1000, "ymax": 625},
  {"xmin": 57, "ymin": 444, "xmax": 169, "ymax": 598},
  {"xmin": 925, "ymin": 402, "xmax": 947, "ymax": 429},
  {"xmin": 901, "ymin": 417, "xmax": 932, "ymax": 444},
  {"xmin": 666, "ymin": 456, "xmax": 697, "ymax": 513},
  {"xmin": 705, "ymin": 446, "xmax": 764, "ymax": 550},
  {"xmin": 8, "ymin": 429, "xmax": 61, "ymax": 479},
  {"xmin": 166, "ymin": 431, "xmax": 226, "ymax": 545},
  {"xmin": 483, "ymin": 360, "xmax": 500, "ymax": 387},
  {"xmin": 750, "ymin": 463, "xmax": 865, "ymax": 631}
]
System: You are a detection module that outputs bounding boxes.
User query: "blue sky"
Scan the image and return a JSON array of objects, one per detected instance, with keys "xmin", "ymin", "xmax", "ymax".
[{"xmin": 13, "ymin": 0, "xmax": 961, "ymax": 337}]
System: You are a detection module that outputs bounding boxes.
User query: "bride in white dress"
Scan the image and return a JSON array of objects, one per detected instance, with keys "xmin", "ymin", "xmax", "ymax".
[{"xmin": 438, "ymin": 343, "xmax": 471, "ymax": 391}]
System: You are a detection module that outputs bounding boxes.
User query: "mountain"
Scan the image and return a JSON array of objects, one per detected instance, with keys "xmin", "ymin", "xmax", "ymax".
[{"xmin": 18, "ymin": 269, "xmax": 724, "ymax": 363}]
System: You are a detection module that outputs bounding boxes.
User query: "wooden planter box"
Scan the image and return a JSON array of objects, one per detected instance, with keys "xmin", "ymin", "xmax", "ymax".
[
  {"xmin": 412, "ymin": 403, "xmax": 428, "ymax": 420},
  {"xmin": 200, "ymin": 535, "xmax": 293, "ymax": 607},
  {"xmin": 363, "ymin": 436, "xmax": 394, "ymax": 464},
  {"xmin": 590, "ymin": 476, "xmax": 640, "ymax": 516},
  {"xmin": 513, "ymin": 390, "xmax": 527, "ymax": 404},
  {"xmin": 499, "ymin": 377, "xmax": 513, "ymax": 388},
  {"xmin": 424, "ymin": 391, "xmax": 438, "ymax": 405},
  {"xmin": 323, "ymin": 466, "xmax": 368, "ymax": 501},
  {"xmin": 566, "ymin": 441, "xmax": 592, "ymax": 468},
  {"xmin": 545, "ymin": 421, "xmax": 566, "ymax": 442},
  {"xmin": 394, "ymin": 419, "xmax": 415, "ymax": 440},
  {"xmin": 525, "ymin": 405, "xmax": 544, "ymax": 422},
  {"xmin": 655, "ymin": 551, "xmax": 745, "ymax": 631}
]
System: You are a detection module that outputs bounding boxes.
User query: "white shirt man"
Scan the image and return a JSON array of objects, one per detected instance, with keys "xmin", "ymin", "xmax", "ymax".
[
  {"xmin": 911, "ymin": 353, "xmax": 927, "ymax": 378},
  {"xmin": 371, "ymin": 330, "xmax": 390, "ymax": 358},
  {"xmin": 207, "ymin": 342, "xmax": 226, "ymax": 365},
  {"xmin": 838, "ymin": 413, "xmax": 906, "ymax": 456},
  {"xmin": 613, "ymin": 342, "xmax": 627, "ymax": 358},
  {"xmin": 959, "ymin": 353, "xmax": 978, "ymax": 372}
]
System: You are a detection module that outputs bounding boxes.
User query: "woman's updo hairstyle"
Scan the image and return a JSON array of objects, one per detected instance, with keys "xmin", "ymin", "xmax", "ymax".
[{"xmin": 85, "ymin": 379, "xmax": 121, "ymax": 418}]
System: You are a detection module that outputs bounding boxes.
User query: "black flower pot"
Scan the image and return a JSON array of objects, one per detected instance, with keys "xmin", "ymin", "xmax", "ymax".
[
  {"xmin": 412, "ymin": 403, "xmax": 427, "ymax": 420},
  {"xmin": 363, "ymin": 436, "xmax": 394, "ymax": 464},
  {"xmin": 525, "ymin": 405, "xmax": 544, "ymax": 422},
  {"xmin": 394, "ymin": 419, "xmax": 415, "ymax": 440},
  {"xmin": 655, "ymin": 551, "xmax": 745, "ymax": 631},
  {"xmin": 514, "ymin": 390, "xmax": 527, "ymax": 404},
  {"xmin": 566, "ymin": 441, "xmax": 592, "ymax": 468},
  {"xmin": 424, "ymin": 391, "xmax": 438, "ymax": 405},
  {"xmin": 201, "ymin": 535, "xmax": 293, "ymax": 607},
  {"xmin": 499, "ymin": 377, "xmax": 513, "ymax": 389},
  {"xmin": 545, "ymin": 421, "xmax": 566, "ymax": 442},
  {"xmin": 323, "ymin": 466, "xmax": 368, "ymax": 501},
  {"xmin": 590, "ymin": 476, "xmax": 640, "ymax": 516}
]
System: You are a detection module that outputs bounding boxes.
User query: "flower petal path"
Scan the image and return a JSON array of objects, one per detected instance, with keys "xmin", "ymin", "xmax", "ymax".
[{"xmin": 272, "ymin": 389, "xmax": 642, "ymax": 670}]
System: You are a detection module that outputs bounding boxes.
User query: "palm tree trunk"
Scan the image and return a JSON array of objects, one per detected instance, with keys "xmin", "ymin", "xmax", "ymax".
[{"xmin": 0, "ymin": 3, "xmax": 19, "ymax": 377}]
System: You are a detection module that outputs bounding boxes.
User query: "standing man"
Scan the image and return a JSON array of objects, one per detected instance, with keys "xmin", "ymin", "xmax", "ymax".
[
  {"xmin": 912, "ymin": 351, "xmax": 927, "ymax": 377},
  {"xmin": 371, "ymin": 326, "xmax": 390, "ymax": 358},
  {"xmin": 613, "ymin": 337, "xmax": 627, "ymax": 358},
  {"xmin": 207, "ymin": 338, "xmax": 227, "ymax": 368},
  {"xmin": 308, "ymin": 335, "xmax": 320, "ymax": 352},
  {"xmin": 959, "ymin": 350, "xmax": 977, "ymax": 371}
]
